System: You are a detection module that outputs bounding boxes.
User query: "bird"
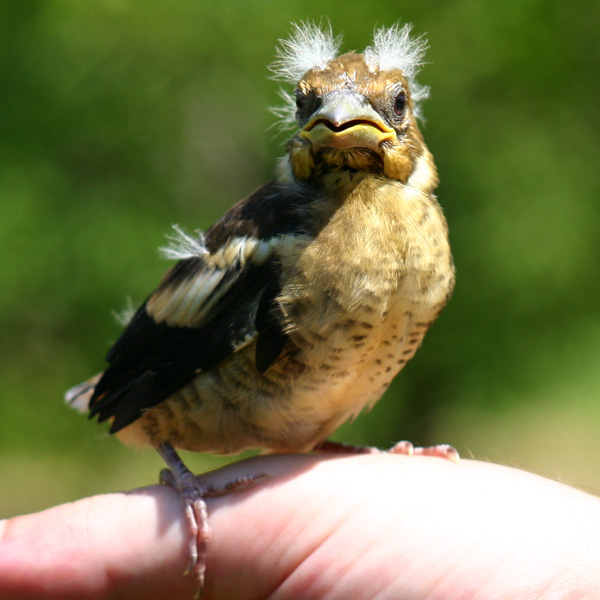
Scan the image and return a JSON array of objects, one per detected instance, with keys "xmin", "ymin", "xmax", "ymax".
[{"xmin": 66, "ymin": 21, "xmax": 455, "ymax": 594}]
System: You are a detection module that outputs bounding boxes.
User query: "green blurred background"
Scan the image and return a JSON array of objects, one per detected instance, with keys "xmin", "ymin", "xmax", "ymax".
[{"xmin": 2, "ymin": 0, "xmax": 599, "ymax": 518}]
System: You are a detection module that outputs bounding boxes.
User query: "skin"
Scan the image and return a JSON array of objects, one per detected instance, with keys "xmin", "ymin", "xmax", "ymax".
[{"xmin": 1, "ymin": 454, "xmax": 600, "ymax": 600}]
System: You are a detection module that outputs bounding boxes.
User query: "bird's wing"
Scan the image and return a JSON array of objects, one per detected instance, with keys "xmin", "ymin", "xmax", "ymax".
[{"xmin": 87, "ymin": 180, "xmax": 312, "ymax": 433}]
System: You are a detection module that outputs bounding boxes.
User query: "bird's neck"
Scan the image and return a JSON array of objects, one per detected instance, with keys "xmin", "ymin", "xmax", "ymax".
[
  {"xmin": 314, "ymin": 167, "xmax": 372, "ymax": 199},
  {"xmin": 275, "ymin": 148, "xmax": 437, "ymax": 200},
  {"xmin": 275, "ymin": 154, "xmax": 376, "ymax": 199}
]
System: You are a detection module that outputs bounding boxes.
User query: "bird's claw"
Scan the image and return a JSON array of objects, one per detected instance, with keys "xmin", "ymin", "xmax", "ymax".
[
  {"xmin": 160, "ymin": 463, "xmax": 268, "ymax": 597},
  {"xmin": 160, "ymin": 467, "xmax": 210, "ymax": 595},
  {"xmin": 316, "ymin": 439, "xmax": 460, "ymax": 463},
  {"xmin": 389, "ymin": 440, "xmax": 460, "ymax": 463}
]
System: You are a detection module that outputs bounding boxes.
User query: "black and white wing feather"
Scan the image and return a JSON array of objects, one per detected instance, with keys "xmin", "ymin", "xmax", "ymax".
[{"xmin": 78, "ymin": 180, "xmax": 311, "ymax": 433}]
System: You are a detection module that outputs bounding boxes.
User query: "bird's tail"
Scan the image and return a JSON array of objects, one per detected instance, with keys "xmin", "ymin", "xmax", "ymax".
[{"xmin": 64, "ymin": 373, "xmax": 101, "ymax": 413}]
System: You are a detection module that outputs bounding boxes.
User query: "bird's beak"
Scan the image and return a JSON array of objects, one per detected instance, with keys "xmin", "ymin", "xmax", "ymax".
[{"xmin": 300, "ymin": 90, "xmax": 396, "ymax": 153}]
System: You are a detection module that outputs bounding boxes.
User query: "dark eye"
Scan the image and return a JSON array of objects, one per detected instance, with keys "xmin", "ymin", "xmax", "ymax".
[
  {"xmin": 393, "ymin": 90, "xmax": 407, "ymax": 117},
  {"xmin": 294, "ymin": 89, "xmax": 320, "ymax": 119},
  {"xmin": 295, "ymin": 90, "xmax": 307, "ymax": 110}
]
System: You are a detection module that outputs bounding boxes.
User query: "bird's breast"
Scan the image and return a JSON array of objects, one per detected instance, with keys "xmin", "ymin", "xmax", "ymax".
[
  {"xmin": 262, "ymin": 176, "xmax": 454, "ymax": 439},
  {"xmin": 277, "ymin": 176, "xmax": 453, "ymax": 339}
]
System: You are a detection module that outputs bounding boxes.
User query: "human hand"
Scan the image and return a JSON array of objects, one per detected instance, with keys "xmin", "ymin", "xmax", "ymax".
[{"xmin": 1, "ymin": 453, "xmax": 599, "ymax": 599}]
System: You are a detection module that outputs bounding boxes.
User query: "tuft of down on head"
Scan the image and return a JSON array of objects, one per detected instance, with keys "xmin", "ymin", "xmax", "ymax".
[
  {"xmin": 270, "ymin": 21, "xmax": 430, "ymax": 128},
  {"xmin": 364, "ymin": 23, "xmax": 428, "ymax": 83},
  {"xmin": 270, "ymin": 21, "xmax": 343, "ymax": 85}
]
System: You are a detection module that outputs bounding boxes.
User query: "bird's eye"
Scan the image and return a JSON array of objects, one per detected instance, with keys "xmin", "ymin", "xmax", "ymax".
[
  {"xmin": 295, "ymin": 91, "xmax": 307, "ymax": 110},
  {"xmin": 393, "ymin": 90, "xmax": 407, "ymax": 117},
  {"xmin": 294, "ymin": 89, "xmax": 320, "ymax": 119}
]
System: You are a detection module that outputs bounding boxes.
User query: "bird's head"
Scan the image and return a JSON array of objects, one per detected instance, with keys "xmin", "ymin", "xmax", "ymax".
[{"xmin": 272, "ymin": 23, "xmax": 435, "ymax": 185}]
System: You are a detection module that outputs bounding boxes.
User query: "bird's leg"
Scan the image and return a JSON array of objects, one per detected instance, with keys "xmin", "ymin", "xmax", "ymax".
[
  {"xmin": 315, "ymin": 439, "xmax": 460, "ymax": 463},
  {"xmin": 157, "ymin": 442, "xmax": 267, "ymax": 597}
]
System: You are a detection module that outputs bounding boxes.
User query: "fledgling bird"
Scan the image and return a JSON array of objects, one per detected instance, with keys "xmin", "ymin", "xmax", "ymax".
[{"xmin": 67, "ymin": 22, "xmax": 455, "ymax": 593}]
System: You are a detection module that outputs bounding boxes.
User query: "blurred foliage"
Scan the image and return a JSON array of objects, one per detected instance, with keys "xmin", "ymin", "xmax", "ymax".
[{"xmin": 1, "ymin": 0, "xmax": 600, "ymax": 517}]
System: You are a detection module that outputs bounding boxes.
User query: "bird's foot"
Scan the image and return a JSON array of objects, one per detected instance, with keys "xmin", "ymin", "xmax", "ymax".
[
  {"xmin": 159, "ymin": 466, "xmax": 211, "ymax": 594},
  {"xmin": 157, "ymin": 443, "xmax": 266, "ymax": 597},
  {"xmin": 315, "ymin": 439, "xmax": 459, "ymax": 463},
  {"xmin": 389, "ymin": 440, "xmax": 460, "ymax": 463}
]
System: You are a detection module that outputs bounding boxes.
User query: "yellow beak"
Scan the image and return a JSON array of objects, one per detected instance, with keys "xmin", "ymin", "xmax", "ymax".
[{"xmin": 300, "ymin": 90, "xmax": 395, "ymax": 152}]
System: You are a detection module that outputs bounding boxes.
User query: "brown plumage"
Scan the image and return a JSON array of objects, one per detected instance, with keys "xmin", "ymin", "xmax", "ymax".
[{"xmin": 66, "ymin": 22, "xmax": 454, "ymax": 593}]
